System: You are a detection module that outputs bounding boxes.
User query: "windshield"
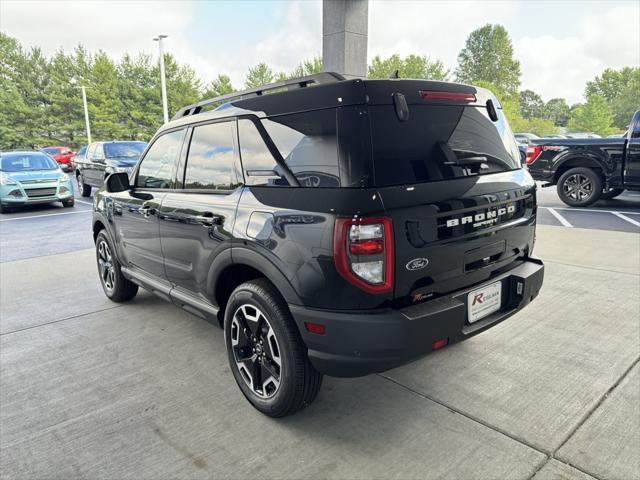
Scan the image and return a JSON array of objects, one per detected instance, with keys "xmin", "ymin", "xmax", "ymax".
[
  {"xmin": 1, "ymin": 153, "xmax": 60, "ymax": 171},
  {"xmin": 42, "ymin": 147, "xmax": 60, "ymax": 155},
  {"xmin": 104, "ymin": 142, "xmax": 146, "ymax": 158}
]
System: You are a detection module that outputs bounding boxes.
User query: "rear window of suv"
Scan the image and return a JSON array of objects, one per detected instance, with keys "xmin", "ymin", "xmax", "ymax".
[{"xmin": 369, "ymin": 105, "xmax": 521, "ymax": 187}]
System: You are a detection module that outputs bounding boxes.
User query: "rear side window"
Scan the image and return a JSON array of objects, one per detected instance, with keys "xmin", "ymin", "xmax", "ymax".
[
  {"xmin": 238, "ymin": 119, "xmax": 289, "ymax": 186},
  {"xmin": 260, "ymin": 109, "xmax": 340, "ymax": 187},
  {"xmin": 136, "ymin": 129, "xmax": 185, "ymax": 189},
  {"xmin": 184, "ymin": 121, "xmax": 239, "ymax": 190},
  {"xmin": 370, "ymin": 105, "xmax": 521, "ymax": 187}
]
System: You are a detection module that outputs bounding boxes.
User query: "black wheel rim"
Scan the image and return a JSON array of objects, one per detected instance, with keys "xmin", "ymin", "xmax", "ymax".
[
  {"xmin": 563, "ymin": 174, "xmax": 593, "ymax": 201},
  {"xmin": 230, "ymin": 304, "xmax": 282, "ymax": 399},
  {"xmin": 97, "ymin": 240, "xmax": 116, "ymax": 294}
]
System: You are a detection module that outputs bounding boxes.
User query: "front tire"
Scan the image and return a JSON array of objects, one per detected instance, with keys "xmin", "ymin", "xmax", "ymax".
[
  {"xmin": 62, "ymin": 198, "xmax": 75, "ymax": 208},
  {"xmin": 557, "ymin": 167, "xmax": 603, "ymax": 207},
  {"xmin": 95, "ymin": 230, "xmax": 138, "ymax": 302},
  {"xmin": 78, "ymin": 172, "xmax": 91, "ymax": 197},
  {"xmin": 224, "ymin": 279, "xmax": 323, "ymax": 417}
]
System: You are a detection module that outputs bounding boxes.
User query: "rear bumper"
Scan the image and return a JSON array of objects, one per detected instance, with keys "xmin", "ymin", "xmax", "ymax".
[
  {"xmin": 291, "ymin": 258, "xmax": 544, "ymax": 377},
  {"xmin": 528, "ymin": 169, "xmax": 554, "ymax": 182}
]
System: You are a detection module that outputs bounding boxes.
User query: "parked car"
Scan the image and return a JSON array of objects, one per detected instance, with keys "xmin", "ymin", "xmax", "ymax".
[
  {"xmin": 564, "ymin": 132, "xmax": 602, "ymax": 139},
  {"xmin": 92, "ymin": 73, "xmax": 544, "ymax": 417},
  {"xmin": 527, "ymin": 110, "xmax": 640, "ymax": 206},
  {"xmin": 71, "ymin": 146, "xmax": 87, "ymax": 170},
  {"xmin": 0, "ymin": 151, "xmax": 74, "ymax": 213},
  {"xmin": 41, "ymin": 146, "xmax": 75, "ymax": 172},
  {"xmin": 75, "ymin": 141, "xmax": 146, "ymax": 197},
  {"xmin": 514, "ymin": 132, "xmax": 540, "ymax": 144}
]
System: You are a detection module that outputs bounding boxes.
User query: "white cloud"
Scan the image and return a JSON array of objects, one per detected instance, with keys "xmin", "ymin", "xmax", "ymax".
[{"xmin": 515, "ymin": 4, "xmax": 640, "ymax": 104}]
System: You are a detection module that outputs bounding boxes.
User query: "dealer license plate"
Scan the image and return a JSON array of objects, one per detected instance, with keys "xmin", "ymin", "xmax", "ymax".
[{"xmin": 467, "ymin": 281, "xmax": 502, "ymax": 323}]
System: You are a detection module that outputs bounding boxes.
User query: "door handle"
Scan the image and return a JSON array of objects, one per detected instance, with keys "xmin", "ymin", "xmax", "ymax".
[{"xmin": 195, "ymin": 212, "xmax": 222, "ymax": 227}]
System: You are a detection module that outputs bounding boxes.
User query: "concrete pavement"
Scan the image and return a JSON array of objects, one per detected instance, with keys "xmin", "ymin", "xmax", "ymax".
[{"xmin": 0, "ymin": 225, "xmax": 638, "ymax": 479}]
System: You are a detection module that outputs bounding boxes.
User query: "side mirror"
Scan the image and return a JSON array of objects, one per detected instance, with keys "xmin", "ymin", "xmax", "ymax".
[{"xmin": 105, "ymin": 172, "xmax": 131, "ymax": 193}]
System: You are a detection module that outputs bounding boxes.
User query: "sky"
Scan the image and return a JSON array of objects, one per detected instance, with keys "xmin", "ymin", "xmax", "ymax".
[{"xmin": 1, "ymin": 0, "xmax": 638, "ymax": 104}]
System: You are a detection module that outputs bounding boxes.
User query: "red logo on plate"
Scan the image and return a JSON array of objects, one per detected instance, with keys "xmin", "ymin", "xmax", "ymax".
[{"xmin": 472, "ymin": 293, "xmax": 484, "ymax": 305}]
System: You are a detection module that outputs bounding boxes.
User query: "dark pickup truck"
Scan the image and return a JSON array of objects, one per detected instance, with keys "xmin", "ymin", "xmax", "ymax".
[{"xmin": 527, "ymin": 111, "xmax": 640, "ymax": 206}]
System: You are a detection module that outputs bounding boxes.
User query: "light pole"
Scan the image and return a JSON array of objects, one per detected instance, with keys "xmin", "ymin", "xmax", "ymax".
[
  {"xmin": 72, "ymin": 83, "xmax": 92, "ymax": 144},
  {"xmin": 80, "ymin": 85, "xmax": 91, "ymax": 144},
  {"xmin": 153, "ymin": 34, "xmax": 169, "ymax": 124}
]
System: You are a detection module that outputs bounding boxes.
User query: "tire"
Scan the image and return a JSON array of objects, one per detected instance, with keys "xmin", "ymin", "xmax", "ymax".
[
  {"xmin": 78, "ymin": 172, "xmax": 91, "ymax": 197},
  {"xmin": 62, "ymin": 198, "xmax": 75, "ymax": 208},
  {"xmin": 224, "ymin": 278, "xmax": 323, "ymax": 417},
  {"xmin": 0, "ymin": 204, "xmax": 9, "ymax": 214},
  {"xmin": 600, "ymin": 188, "xmax": 624, "ymax": 200},
  {"xmin": 557, "ymin": 167, "xmax": 603, "ymax": 207},
  {"xmin": 95, "ymin": 230, "xmax": 138, "ymax": 302}
]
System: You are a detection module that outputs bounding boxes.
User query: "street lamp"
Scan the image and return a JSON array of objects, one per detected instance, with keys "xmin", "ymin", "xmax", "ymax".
[
  {"xmin": 153, "ymin": 34, "xmax": 169, "ymax": 124},
  {"xmin": 71, "ymin": 80, "xmax": 92, "ymax": 144}
]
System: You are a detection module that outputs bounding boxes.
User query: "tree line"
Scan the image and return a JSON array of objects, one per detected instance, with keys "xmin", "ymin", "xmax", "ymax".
[{"xmin": 1, "ymin": 25, "xmax": 638, "ymax": 151}]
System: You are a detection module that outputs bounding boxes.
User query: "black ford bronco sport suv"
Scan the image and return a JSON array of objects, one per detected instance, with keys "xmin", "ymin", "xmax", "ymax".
[{"xmin": 92, "ymin": 73, "xmax": 544, "ymax": 417}]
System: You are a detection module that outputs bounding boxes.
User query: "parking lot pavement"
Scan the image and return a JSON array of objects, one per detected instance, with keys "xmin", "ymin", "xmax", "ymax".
[
  {"xmin": 1, "ymin": 218, "xmax": 638, "ymax": 479},
  {"xmin": 0, "ymin": 183, "xmax": 94, "ymax": 263},
  {"xmin": 536, "ymin": 187, "xmax": 640, "ymax": 233}
]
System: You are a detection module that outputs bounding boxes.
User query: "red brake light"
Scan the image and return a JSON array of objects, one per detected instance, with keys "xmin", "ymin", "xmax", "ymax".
[
  {"xmin": 305, "ymin": 322, "xmax": 326, "ymax": 335},
  {"xmin": 334, "ymin": 217, "xmax": 394, "ymax": 295},
  {"xmin": 526, "ymin": 145, "xmax": 542, "ymax": 165},
  {"xmin": 432, "ymin": 338, "xmax": 449, "ymax": 350},
  {"xmin": 419, "ymin": 90, "xmax": 476, "ymax": 103}
]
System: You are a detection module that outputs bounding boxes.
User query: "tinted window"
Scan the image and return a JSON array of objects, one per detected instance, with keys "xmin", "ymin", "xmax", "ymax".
[
  {"xmin": 370, "ymin": 105, "xmax": 521, "ymax": 187},
  {"xmin": 263, "ymin": 109, "xmax": 340, "ymax": 187},
  {"xmin": 1, "ymin": 153, "xmax": 59, "ymax": 171},
  {"xmin": 42, "ymin": 147, "xmax": 60, "ymax": 155},
  {"xmin": 76, "ymin": 146, "xmax": 86, "ymax": 156},
  {"xmin": 184, "ymin": 121, "xmax": 238, "ymax": 190},
  {"xmin": 136, "ymin": 130, "xmax": 185, "ymax": 189},
  {"xmin": 104, "ymin": 142, "xmax": 146, "ymax": 158},
  {"xmin": 238, "ymin": 119, "xmax": 289, "ymax": 186}
]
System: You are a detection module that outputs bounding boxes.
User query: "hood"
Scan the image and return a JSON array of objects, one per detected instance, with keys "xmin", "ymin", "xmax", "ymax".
[
  {"xmin": 5, "ymin": 170, "xmax": 63, "ymax": 182},
  {"xmin": 106, "ymin": 157, "xmax": 140, "ymax": 167}
]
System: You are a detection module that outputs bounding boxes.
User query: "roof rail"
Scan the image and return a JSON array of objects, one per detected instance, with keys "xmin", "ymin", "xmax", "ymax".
[{"xmin": 172, "ymin": 72, "xmax": 346, "ymax": 120}]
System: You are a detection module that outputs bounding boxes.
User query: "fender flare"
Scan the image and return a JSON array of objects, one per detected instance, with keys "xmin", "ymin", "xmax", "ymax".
[{"xmin": 208, "ymin": 246, "xmax": 302, "ymax": 307}]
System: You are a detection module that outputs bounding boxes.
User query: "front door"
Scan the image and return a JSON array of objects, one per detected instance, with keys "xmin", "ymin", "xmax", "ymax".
[
  {"xmin": 159, "ymin": 120, "xmax": 242, "ymax": 298},
  {"xmin": 112, "ymin": 129, "xmax": 186, "ymax": 279},
  {"xmin": 624, "ymin": 111, "xmax": 640, "ymax": 187}
]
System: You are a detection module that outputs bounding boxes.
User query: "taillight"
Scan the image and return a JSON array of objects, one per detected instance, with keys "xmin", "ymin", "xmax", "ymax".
[
  {"xmin": 419, "ymin": 90, "xmax": 476, "ymax": 103},
  {"xmin": 333, "ymin": 217, "xmax": 394, "ymax": 294},
  {"xmin": 526, "ymin": 145, "xmax": 542, "ymax": 165}
]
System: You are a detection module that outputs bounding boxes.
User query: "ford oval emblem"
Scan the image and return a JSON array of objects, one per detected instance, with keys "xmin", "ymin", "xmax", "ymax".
[{"xmin": 406, "ymin": 258, "xmax": 429, "ymax": 271}]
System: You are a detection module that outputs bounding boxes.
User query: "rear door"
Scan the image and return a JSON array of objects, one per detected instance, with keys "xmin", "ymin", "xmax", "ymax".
[
  {"xmin": 367, "ymin": 87, "xmax": 536, "ymax": 305},
  {"xmin": 159, "ymin": 119, "xmax": 242, "ymax": 299}
]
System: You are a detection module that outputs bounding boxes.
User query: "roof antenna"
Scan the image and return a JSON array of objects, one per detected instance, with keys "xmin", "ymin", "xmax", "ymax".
[{"xmin": 389, "ymin": 69, "xmax": 400, "ymax": 79}]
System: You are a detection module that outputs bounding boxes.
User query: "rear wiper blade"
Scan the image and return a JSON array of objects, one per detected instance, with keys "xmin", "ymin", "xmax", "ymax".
[{"xmin": 444, "ymin": 156, "xmax": 488, "ymax": 167}]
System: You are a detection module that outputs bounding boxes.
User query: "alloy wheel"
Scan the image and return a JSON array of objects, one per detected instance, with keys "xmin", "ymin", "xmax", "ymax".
[
  {"xmin": 563, "ymin": 173, "xmax": 593, "ymax": 201},
  {"xmin": 230, "ymin": 304, "xmax": 282, "ymax": 399},
  {"xmin": 97, "ymin": 240, "xmax": 116, "ymax": 294}
]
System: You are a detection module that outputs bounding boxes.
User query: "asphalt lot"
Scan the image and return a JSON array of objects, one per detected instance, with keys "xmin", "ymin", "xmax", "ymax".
[{"xmin": 0, "ymin": 181, "xmax": 638, "ymax": 480}]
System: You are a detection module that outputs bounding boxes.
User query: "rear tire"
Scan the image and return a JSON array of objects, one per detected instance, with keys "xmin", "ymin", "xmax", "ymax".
[
  {"xmin": 95, "ymin": 230, "xmax": 138, "ymax": 302},
  {"xmin": 600, "ymin": 188, "xmax": 624, "ymax": 200},
  {"xmin": 557, "ymin": 167, "xmax": 603, "ymax": 207},
  {"xmin": 78, "ymin": 172, "xmax": 91, "ymax": 197},
  {"xmin": 224, "ymin": 278, "xmax": 323, "ymax": 417}
]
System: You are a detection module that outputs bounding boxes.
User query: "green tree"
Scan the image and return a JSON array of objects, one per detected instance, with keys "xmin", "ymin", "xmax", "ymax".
[
  {"xmin": 245, "ymin": 63, "xmax": 274, "ymax": 88},
  {"xmin": 0, "ymin": 33, "xmax": 29, "ymax": 149},
  {"xmin": 161, "ymin": 53, "xmax": 201, "ymax": 120},
  {"xmin": 585, "ymin": 67, "xmax": 640, "ymax": 129},
  {"xmin": 567, "ymin": 94, "xmax": 615, "ymax": 136},
  {"xmin": 367, "ymin": 54, "xmax": 448, "ymax": 80},
  {"xmin": 202, "ymin": 74, "xmax": 235, "ymax": 99},
  {"xmin": 519, "ymin": 90, "xmax": 544, "ymax": 120},
  {"xmin": 455, "ymin": 24, "xmax": 521, "ymax": 96},
  {"xmin": 544, "ymin": 98, "xmax": 570, "ymax": 127}
]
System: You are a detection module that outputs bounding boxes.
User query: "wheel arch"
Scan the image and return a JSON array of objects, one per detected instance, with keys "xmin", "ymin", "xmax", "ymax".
[
  {"xmin": 210, "ymin": 247, "xmax": 302, "ymax": 327},
  {"xmin": 552, "ymin": 156, "xmax": 605, "ymax": 184}
]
